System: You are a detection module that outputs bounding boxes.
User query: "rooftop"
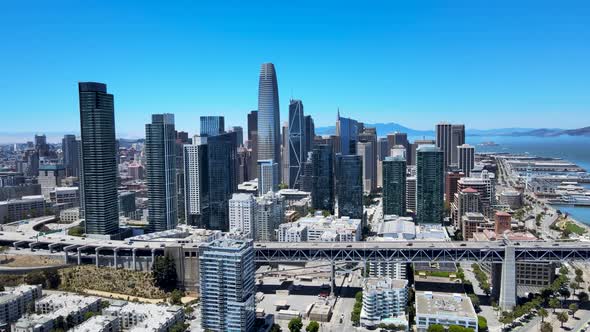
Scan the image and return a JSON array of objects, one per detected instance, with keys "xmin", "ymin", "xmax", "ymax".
[
  {"xmin": 363, "ymin": 277, "xmax": 408, "ymax": 291},
  {"xmin": 415, "ymin": 291, "xmax": 476, "ymax": 319}
]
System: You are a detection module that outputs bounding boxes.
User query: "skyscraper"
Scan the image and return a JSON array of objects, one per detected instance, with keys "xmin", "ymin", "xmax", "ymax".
[
  {"xmin": 230, "ymin": 126, "xmax": 243, "ymax": 146},
  {"xmin": 184, "ymin": 136, "xmax": 209, "ymax": 227},
  {"xmin": 257, "ymin": 63, "xmax": 281, "ymax": 178},
  {"xmin": 359, "ymin": 127, "xmax": 378, "ymax": 191},
  {"xmin": 34, "ymin": 134, "xmax": 49, "ymax": 157},
  {"xmin": 229, "ymin": 193, "xmax": 256, "ymax": 238},
  {"xmin": 304, "ymin": 115, "xmax": 315, "ymax": 155},
  {"xmin": 435, "ymin": 123, "xmax": 453, "ymax": 169},
  {"xmin": 416, "ymin": 145, "xmax": 444, "ymax": 224},
  {"xmin": 377, "ymin": 137, "xmax": 389, "ymax": 161},
  {"xmin": 146, "ymin": 114, "xmax": 178, "ymax": 232},
  {"xmin": 288, "ymin": 99, "xmax": 305, "ymax": 189},
  {"xmin": 335, "ymin": 154, "xmax": 363, "ymax": 219},
  {"xmin": 357, "ymin": 141, "xmax": 376, "ymax": 193},
  {"xmin": 383, "ymin": 156, "xmax": 407, "ymax": 216},
  {"xmin": 386, "ymin": 132, "xmax": 410, "ymax": 163},
  {"xmin": 199, "ymin": 238, "xmax": 256, "ymax": 332},
  {"xmin": 311, "ymin": 144, "xmax": 334, "ymax": 213},
  {"xmin": 457, "ymin": 144, "xmax": 475, "ymax": 177},
  {"xmin": 335, "ymin": 110, "xmax": 360, "ymax": 155},
  {"xmin": 247, "ymin": 110, "xmax": 258, "ymax": 180},
  {"xmin": 62, "ymin": 134, "xmax": 80, "ymax": 178},
  {"xmin": 450, "ymin": 124, "xmax": 465, "ymax": 166},
  {"xmin": 255, "ymin": 191, "xmax": 284, "ymax": 241},
  {"xmin": 207, "ymin": 131, "xmax": 238, "ymax": 231},
  {"xmin": 257, "ymin": 159, "xmax": 279, "ymax": 196},
  {"xmin": 200, "ymin": 116, "xmax": 225, "ymax": 137},
  {"xmin": 78, "ymin": 82, "xmax": 119, "ymax": 236}
]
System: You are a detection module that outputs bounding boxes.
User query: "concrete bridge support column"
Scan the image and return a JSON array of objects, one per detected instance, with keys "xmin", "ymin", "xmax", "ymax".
[
  {"xmin": 95, "ymin": 248, "xmax": 101, "ymax": 267},
  {"xmin": 77, "ymin": 249, "xmax": 82, "ymax": 265},
  {"xmin": 151, "ymin": 249, "xmax": 156, "ymax": 269},
  {"xmin": 491, "ymin": 263, "xmax": 502, "ymax": 301},
  {"xmin": 113, "ymin": 248, "xmax": 119, "ymax": 269},
  {"xmin": 331, "ymin": 262, "xmax": 336, "ymax": 296},
  {"xmin": 132, "ymin": 248, "xmax": 137, "ymax": 271},
  {"xmin": 499, "ymin": 246, "xmax": 517, "ymax": 310}
]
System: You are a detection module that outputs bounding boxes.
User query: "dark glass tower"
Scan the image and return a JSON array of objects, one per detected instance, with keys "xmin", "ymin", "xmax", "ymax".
[
  {"xmin": 311, "ymin": 144, "xmax": 334, "ymax": 213},
  {"xmin": 78, "ymin": 82, "xmax": 119, "ymax": 235},
  {"xmin": 288, "ymin": 99, "xmax": 305, "ymax": 188},
  {"xmin": 146, "ymin": 114, "xmax": 178, "ymax": 232},
  {"xmin": 62, "ymin": 134, "xmax": 80, "ymax": 178},
  {"xmin": 416, "ymin": 145, "xmax": 444, "ymax": 224},
  {"xmin": 304, "ymin": 115, "xmax": 315, "ymax": 155},
  {"xmin": 383, "ymin": 156, "xmax": 407, "ymax": 216},
  {"xmin": 207, "ymin": 131, "xmax": 238, "ymax": 231},
  {"xmin": 257, "ymin": 63, "xmax": 281, "ymax": 176},
  {"xmin": 335, "ymin": 110, "xmax": 360, "ymax": 155},
  {"xmin": 335, "ymin": 154, "xmax": 363, "ymax": 219},
  {"xmin": 200, "ymin": 116, "xmax": 225, "ymax": 137},
  {"xmin": 247, "ymin": 110, "xmax": 258, "ymax": 180}
]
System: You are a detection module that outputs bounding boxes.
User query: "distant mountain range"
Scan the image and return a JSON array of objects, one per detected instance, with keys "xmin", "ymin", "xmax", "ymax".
[{"xmin": 315, "ymin": 123, "xmax": 590, "ymax": 138}]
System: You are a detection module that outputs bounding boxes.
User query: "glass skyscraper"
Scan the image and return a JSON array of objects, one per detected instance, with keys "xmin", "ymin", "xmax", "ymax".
[
  {"xmin": 335, "ymin": 110, "xmax": 360, "ymax": 155},
  {"xmin": 383, "ymin": 156, "xmax": 407, "ymax": 216},
  {"xmin": 288, "ymin": 99, "xmax": 305, "ymax": 189},
  {"xmin": 146, "ymin": 114, "xmax": 178, "ymax": 232},
  {"xmin": 184, "ymin": 137, "xmax": 209, "ymax": 227},
  {"xmin": 335, "ymin": 154, "xmax": 363, "ymax": 219},
  {"xmin": 257, "ymin": 63, "xmax": 281, "ymax": 175},
  {"xmin": 62, "ymin": 134, "xmax": 80, "ymax": 178},
  {"xmin": 416, "ymin": 145, "xmax": 444, "ymax": 224},
  {"xmin": 78, "ymin": 82, "xmax": 119, "ymax": 236},
  {"xmin": 200, "ymin": 116, "xmax": 225, "ymax": 137},
  {"xmin": 207, "ymin": 131, "xmax": 238, "ymax": 231},
  {"xmin": 311, "ymin": 144, "xmax": 334, "ymax": 213}
]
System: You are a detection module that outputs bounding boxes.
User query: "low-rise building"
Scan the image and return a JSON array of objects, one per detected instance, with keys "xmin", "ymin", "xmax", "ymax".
[
  {"xmin": 0, "ymin": 195, "xmax": 47, "ymax": 224},
  {"xmin": 361, "ymin": 278, "xmax": 408, "ymax": 328},
  {"xmin": 69, "ymin": 315, "xmax": 120, "ymax": 332},
  {"xmin": 276, "ymin": 214, "xmax": 361, "ymax": 242},
  {"xmin": 103, "ymin": 301, "xmax": 183, "ymax": 332},
  {"xmin": 60, "ymin": 207, "xmax": 81, "ymax": 223},
  {"xmin": 415, "ymin": 291, "xmax": 478, "ymax": 332},
  {"xmin": 461, "ymin": 212, "xmax": 486, "ymax": 240},
  {"xmin": 0, "ymin": 285, "xmax": 42, "ymax": 325}
]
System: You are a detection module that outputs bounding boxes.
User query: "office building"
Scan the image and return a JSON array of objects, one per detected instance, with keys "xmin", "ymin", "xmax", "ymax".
[
  {"xmin": 445, "ymin": 171, "xmax": 465, "ymax": 203},
  {"xmin": 277, "ymin": 214, "xmax": 361, "ymax": 242},
  {"xmin": 78, "ymin": 82, "xmax": 119, "ymax": 236},
  {"xmin": 258, "ymin": 159, "xmax": 279, "ymax": 195},
  {"xmin": 462, "ymin": 212, "xmax": 486, "ymax": 240},
  {"xmin": 184, "ymin": 137, "xmax": 209, "ymax": 227},
  {"xmin": 383, "ymin": 156, "xmax": 407, "ymax": 216},
  {"xmin": 38, "ymin": 164, "xmax": 66, "ymax": 198},
  {"xmin": 311, "ymin": 144, "xmax": 334, "ymax": 213},
  {"xmin": 390, "ymin": 145, "xmax": 406, "ymax": 159},
  {"xmin": 146, "ymin": 114, "xmax": 178, "ymax": 232},
  {"xmin": 118, "ymin": 191, "xmax": 136, "ymax": 218},
  {"xmin": 457, "ymin": 144, "xmax": 475, "ymax": 177},
  {"xmin": 199, "ymin": 238, "xmax": 255, "ymax": 332},
  {"xmin": 247, "ymin": 110, "xmax": 258, "ymax": 180},
  {"xmin": 415, "ymin": 291, "xmax": 478, "ymax": 332},
  {"xmin": 360, "ymin": 278, "xmax": 408, "ymax": 328},
  {"xmin": 62, "ymin": 134, "xmax": 80, "ymax": 178},
  {"xmin": 335, "ymin": 110, "xmax": 360, "ymax": 155},
  {"xmin": 288, "ymin": 99, "xmax": 306, "ymax": 189},
  {"xmin": 410, "ymin": 139, "xmax": 435, "ymax": 166},
  {"xmin": 456, "ymin": 172, "xmax": 496, "ymax": 218},
  {"xmin": 416, "ymin": 146, "xmax": 444, "ymax": 224},
  {"xmin": 387, "ymin": 132, "xmax": 410, "ymax": 165},
  {"xmin": 0, "ymin": 285, "xmax": 42, "ymax": 325},
  {"xmin": 335, "ymin": 154, "xmax": 363, "ymax": 219},
  {"xmin": 281, "ymin": 121, "xmax": 289, "ymax": 185},
  {"xmin": 35, "ymin": 134, "xmax": 49, "ymax": 156},
  {"xmin": 200, "ymin": 116, "xmax": 224, "ymax": 137},
  {"xmin": 435, "ymin": 123, "xmax": 453, "ymax": 169},
  {"xmin": 50, "ymin": 186, "xmax": 80, "ymax": 207},
  {"xmin": 229, "ymin": 193, "xmax": 256, "ymax": 238},
  {"xmin": 0, "ymin": 195, "xmax": 46, "ymax": 223},
  {"xmin": 378, "ymin": 137, "xmax": 389, "ymax": 161},
  {"xmin": 304, "ymin": 115, "xmax": 315, "ymax": 156},
  {"xmin": 230, "ymin": 126, "xmax": 243, "ymax": 146},
  {"xmin": 495, "ymin": 211, "xmax": 512, "ymax": 234},
  {"xmin": 206, "ymin": 132, "xmax": 238, "ymax": 231},
  {"xmin": 255, "ymin": 191, "xmax": 284, "ymax": 241},
  {"xmin": 357, "ymin": 141, "xmax": 376, "ymax": 193},
  {"xmin": 450, "ymin": 124, "xmax": 465, "ymax": 166},
  {"xmin": 257, "ymin": 63, "xmax": 281, "ymax": 179}
]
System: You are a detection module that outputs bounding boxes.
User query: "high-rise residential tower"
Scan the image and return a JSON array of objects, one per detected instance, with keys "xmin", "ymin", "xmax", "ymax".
[
  {"xmin": 383, "ymin": 156, "xmax": 407, "ymax": 216},
  {"xmin": 207, "ymin": 131, "xmax": 238, "ymax": 231},
  {"xmin": 146, "ymin": 114, "xmax": 178, "ymax": 232},
  {"xmin": 288, "ymin": 99, "xmax": 305, "ymax": 189},
  {"xmin": 62, "ymin": 134, "xmax": 80, "ymax": 178},
  {"xmin": 257, "ymin": 159, "xmax": 279, "ymax": 196},
  {"xmin": 229, "ymin": 193, "xmax": 256, "ymax": 238},
  {"xmin": 199, "ymin": 238, "xmax": 256, "ymax": 332},
  {"xmin": 78, "ymin": 82, "xmax": 119, "ymax": 236},
  {"xmin": 335, "ymin": 154, "xmax": 363, "ymax": 219},
  {"xmin": 257, "ymin": 63, "xmax": 281, "ymax": 177},
  {"xmin": 184, "ymin": 136, "xmax": 209, "ymax": 227},
  {"xmin": 200, "ymin": 116, "xmax": 225, "ymax": 137},
  {"xmin": 311, "ymin": 144, "xmax": 334, "ymax": 213},
  {"xmin": 416, "ymin": 145, "xmax": 444, "ymax": 224}
]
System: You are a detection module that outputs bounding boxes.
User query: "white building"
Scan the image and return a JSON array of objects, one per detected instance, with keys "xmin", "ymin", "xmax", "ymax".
[
  {"xmin": 69, "ymin": 315, "xmax": 120, "ymax": 332},
  {"xmin": 60, "ymin": 207, "xmax": 81, "ymax": 223},
  {"xmin": 255, "ymin": 191, "xmax": 284, "ymax": 241},
  {"xmin": 0, "ymin": 285, "xmax": 42, "ymax": 325},
  {"xmin": 183, "ymin": 137, "xmax": 208, "ymax": 226},
  {"xmin": 406, "ymin": 176, "xmax": 417, "ymax": 213},
  {"xmin": 103, "ymin": 301, "xmax": 183, "ymax": 332},
  {"xmin": 375, "ymin": 216, "xmax": 416, "ymax": 240},
  {"xmin": 360, "ymin": 278, "xmax": 408, "ymax": 328},
  {"xmin": 229, "ymin": 193, "xmax": 257, "ymax": 238},
  {"xmin": 415, "ymin": 291, "xmax": 478, "ymax": 332},
  {"xmin": 277, "ymin": 214, "xmax": 361, "ymax": 242}
]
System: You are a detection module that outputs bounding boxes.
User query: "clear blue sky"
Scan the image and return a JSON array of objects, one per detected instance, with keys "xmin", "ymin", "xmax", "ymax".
[{"xmin": 1, "ymin": 1, "xmax": 589, "ymax": 138}]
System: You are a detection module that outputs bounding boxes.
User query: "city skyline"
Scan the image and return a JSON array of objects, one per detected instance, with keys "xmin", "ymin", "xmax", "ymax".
[{"xmin": 1, "ymin": 2, "xmax": 590, "ymax": 137}]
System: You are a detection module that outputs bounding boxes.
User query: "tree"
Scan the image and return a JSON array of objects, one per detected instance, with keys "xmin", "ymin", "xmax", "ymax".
[
  {"xmin": 569, "ymin": 303, "xmax": 579, "ymax": 319},
  {"xmin": 169, "ymin": 322, "xmax": 189, "ymax": 332},
  {"xmin": 575, "ymin": 268, "xmax": 583, "ymax": 278},
  {"xmin": 152, "ymin": 256, "xmax": 177, "ymax": 291},
  {"xmin": 575, "ymin": 274, "xmax": 584, "ymax": 284},
  {"xmin": 169, "ymin": 289, "xmax": 184, "ymax": 305},
  {"xmin": 24, "ymin": 271, "xmax": 46, "ymax": 286},
  {"xmin": 559, "ymin": 288, "xmax": 571, "ymax": 302},
  {"xmin": 540, "ymin": 322, "xmax": 553, "ymax": 332},
  {"xmin": 44, "ymin": 270, "xmax": 61, "ymax": 289},
  {"xmin": 0, "ymin": 246, "xmax": 8, "ymax": 263},
  {"xmin": 427, "ymin": 324, "xmax": 445, "ymax": 332},
  {"xmin": 83, "ymin": 311, "xmax": 96, "ymax": 321},
  {"xmin": 557, "ymin": 311, "xmax": 569, "ymax": 328},
  {"xmin": 539, "ymin": 308, "xmax": 548, "ymax": 323},
  {"xmin": 477, "ymin": 316, "xmax": 488, "ymax": 332},
  {"xmin": 306, "ymin": 321, "xmax": 320, "ymax": 332},
  {"xmin": 270, "ymin": 325, "xmax": 282, "ymax": 332},
  {"xmin": 499, "ymin": 312, "xmax": 513, "ymax": 327},
  {"xmin": 559, "ymin": 266, "xmax": 569, "ymax": 276},
  {"xmin": 288, "ymin": 317, "xmax": 303, "ymax": 332},
  {"xmin": 577, "ymin": 291, "xmax": 589, "ymax": 303},
  {"xmin": 570, "ymin": 282, "xmax": 580, "ymax": 295}
]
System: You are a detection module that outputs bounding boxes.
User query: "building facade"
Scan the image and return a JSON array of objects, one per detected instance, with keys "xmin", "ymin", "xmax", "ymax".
[
  {"xmin": 416, "ymin": 146, "xmax": 444, "ymax": 224},
  {"xmin": 383, "ymin": 156, "xmax": 407, "ymax": 216},
  {"xmin": 335, "ymin": 154, "xmax": 363, "ymax": 220}
]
